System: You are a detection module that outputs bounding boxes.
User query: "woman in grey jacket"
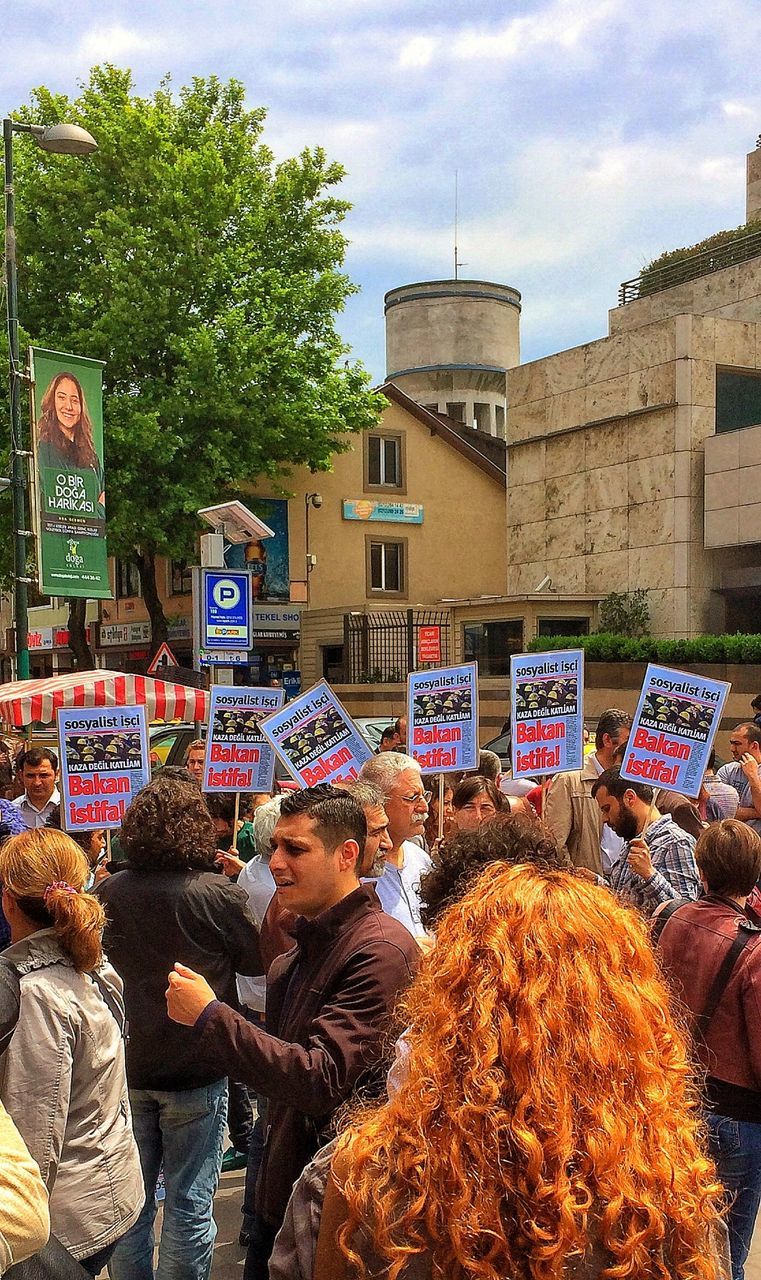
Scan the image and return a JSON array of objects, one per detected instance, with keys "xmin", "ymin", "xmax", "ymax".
[{"xmin": 0, "ymin": 828, "xmax": 144, "ymax": 1274}]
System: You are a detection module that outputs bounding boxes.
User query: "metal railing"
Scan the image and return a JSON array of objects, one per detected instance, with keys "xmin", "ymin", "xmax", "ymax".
[
  {"xmin": 619, "ymin": 227, "xmax": 761, "ymax": 305},
  {"xmin": 343, "ymin": 609, "xmax": 450, "ymax": 683}
]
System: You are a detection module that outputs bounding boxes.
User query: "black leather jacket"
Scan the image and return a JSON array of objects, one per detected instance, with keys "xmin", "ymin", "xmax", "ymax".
[{"xmin": 96, "ymin": 868, "xmax": 262, "ymax": 1090}]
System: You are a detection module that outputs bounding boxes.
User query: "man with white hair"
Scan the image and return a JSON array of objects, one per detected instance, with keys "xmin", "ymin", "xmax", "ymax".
[{"xmin": 359, "ymin": 753, "xmax": 431, "ymax": 939}]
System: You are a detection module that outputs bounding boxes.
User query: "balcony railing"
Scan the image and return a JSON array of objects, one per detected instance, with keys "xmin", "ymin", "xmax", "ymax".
[{"xmin": 619, "ymin": 227, "xmax": 761, "ymax": 305}]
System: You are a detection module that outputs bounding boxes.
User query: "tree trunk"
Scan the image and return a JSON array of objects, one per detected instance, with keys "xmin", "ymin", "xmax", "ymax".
[
  {"xmin": 66, "ymin": 597, "xmax": 95, "ymax": 670},
  {"xmin": 135, "ymin": 548, "xmax": 168, "ymax": 662}
]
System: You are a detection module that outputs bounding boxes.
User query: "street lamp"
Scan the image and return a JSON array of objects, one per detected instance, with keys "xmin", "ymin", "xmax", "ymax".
[
  {"xmin": 3, "ymin": 118, "xmax": 97, "ymax": 679},
  {"xmin": 304, "ymin": 492, "xmax": 322, "ymax": 603}
]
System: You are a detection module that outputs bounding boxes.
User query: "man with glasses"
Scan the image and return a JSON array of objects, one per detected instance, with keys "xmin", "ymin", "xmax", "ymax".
[{"xmin": 359, "ymin": 753, "xmax": 432, "ymax": 940}]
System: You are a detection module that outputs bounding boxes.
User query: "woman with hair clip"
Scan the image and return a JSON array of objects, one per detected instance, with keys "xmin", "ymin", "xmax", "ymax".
[
  {"xmin": 314, "ymin": 863, "xmax": 729, "ymax": 1280},
  {"xmin": 0, "ymin": 828, "xmax": 143, "ymax": 1274}
]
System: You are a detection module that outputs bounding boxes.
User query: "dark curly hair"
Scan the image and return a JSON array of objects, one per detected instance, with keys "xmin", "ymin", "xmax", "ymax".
[
  {"xmin": 120, "ymin": 774, "xmax": 218, "ymax": 871},
  {"xmin": 419, "ymin": 811, "xmax": 569, "ymax": 931}
]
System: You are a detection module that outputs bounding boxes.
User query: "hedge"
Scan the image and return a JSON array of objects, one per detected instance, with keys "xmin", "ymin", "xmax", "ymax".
[
  {"xmin": 638, "ymin": 219, "xmax": 761, "ymax": 296},
  {"xmin": 526, "ymin": 632, "xmax": 761, "ymax": 663}
]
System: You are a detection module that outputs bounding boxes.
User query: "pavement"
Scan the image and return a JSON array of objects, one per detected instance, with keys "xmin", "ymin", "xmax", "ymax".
[{"xmin": 210, "ymin": 1168, "xmax": 248, "ymax": 1280}]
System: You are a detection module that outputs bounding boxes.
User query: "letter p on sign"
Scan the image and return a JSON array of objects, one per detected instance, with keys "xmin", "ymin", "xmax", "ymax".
[{"xmin": 213, "ymin": 579, "xmax": 241, "ymax": 609}]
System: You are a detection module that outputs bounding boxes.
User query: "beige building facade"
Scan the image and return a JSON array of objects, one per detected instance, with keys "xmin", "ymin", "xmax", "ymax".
[
  {"xmin": 507, "ymin": 142, "xmax": 761, "ymax": 638},
  {"xmin": 267, "ymin": 383, "xmax": 508, "ymax": 686}
]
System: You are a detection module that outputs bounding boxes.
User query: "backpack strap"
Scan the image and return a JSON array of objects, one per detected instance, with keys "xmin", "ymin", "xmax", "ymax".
[
  {"xmin": 697, "ymin": 920, "xmax": 761, "ymax": 1038},
  {"xmin": 649, "ymin": 897, "xmax": 689, "ymax": 944}
]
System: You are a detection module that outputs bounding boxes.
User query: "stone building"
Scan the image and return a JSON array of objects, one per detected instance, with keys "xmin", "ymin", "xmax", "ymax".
[
  {"xmin": 507, "ymin": 138, "xmax": 761, "ymax": 637},
  {"xmin": 384, "ymin": 278, "xmax": 520, "ymax": 438}
]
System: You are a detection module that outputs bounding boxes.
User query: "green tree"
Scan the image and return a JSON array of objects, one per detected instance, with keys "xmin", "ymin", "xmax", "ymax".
[{"xmin": 5, "ymin": 66, "xmax": 382, "ymax": 664}]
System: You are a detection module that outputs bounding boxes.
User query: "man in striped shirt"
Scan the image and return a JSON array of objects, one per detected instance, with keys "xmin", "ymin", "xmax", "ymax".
[{"xmin": 591, "ymin": 767, "xmax": 701, "ymax": 916}]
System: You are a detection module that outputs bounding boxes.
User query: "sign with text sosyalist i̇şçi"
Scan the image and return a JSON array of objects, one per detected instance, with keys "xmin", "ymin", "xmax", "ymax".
[
  {"xmin": 620, "ymin": 664, "xmax": 730, "ymax": 799},
  {"xmin": 407, "ymin": 662, "xmax": 479, "ymax": 773},
  {"xmin": 259, "ymin": 680, "xmax": 373, "ymax": 787},
  {"xmin": 57, "ymin": 705, "xmax": 149, "ymax": 832},
  {"xmin": 30, "ymin": 348, "xmax": 110, "ymax": 599},
  {"xmin": 510, "ymin": 650, "xmax": 584, "ymax": 778},
  {"xmin": 202, "ymin": 570, "xmax": 251, "ymax": 649},
  {"xmin": 203, "ymin": 686, "xmax": 284, "ymax": 793}
]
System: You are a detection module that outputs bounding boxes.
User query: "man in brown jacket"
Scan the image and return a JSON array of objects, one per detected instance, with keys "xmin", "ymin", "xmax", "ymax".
[
  {"xmin": 544, "ymin": 708, "xmax": 631, "ymax": 874},
  {"xmin": 165, "ymin": 784, "xmax": 419, "ymax": 1280}
]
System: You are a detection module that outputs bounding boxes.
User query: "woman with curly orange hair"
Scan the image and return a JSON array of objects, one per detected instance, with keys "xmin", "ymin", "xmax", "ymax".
[{"xmin": 314, "ymin": 863, "xmax": 727, "ymax": 1280}]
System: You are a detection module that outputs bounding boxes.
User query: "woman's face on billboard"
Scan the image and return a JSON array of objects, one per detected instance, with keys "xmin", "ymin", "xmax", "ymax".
[{"xmin": 54, "ymin": 377, "xmax": 81, "ymax": 436}]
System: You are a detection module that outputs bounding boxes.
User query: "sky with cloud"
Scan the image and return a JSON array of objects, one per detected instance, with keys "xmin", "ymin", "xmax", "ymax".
[{"xmin": 2, "ymin": 0, "xmax": 761, "ymax": 382}]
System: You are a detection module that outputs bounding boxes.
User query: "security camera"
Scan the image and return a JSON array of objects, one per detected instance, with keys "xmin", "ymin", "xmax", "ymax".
[
  {"xmin": 534, "ymin": 575, "xmax": 554, "ymax": 592},
  {"xmin": 307, "ymin": 492, "xmax": 323, "ymax": 509},
  {"xmin": 197, "ymin": 501, "xmax": 275, "ymax": 544}
]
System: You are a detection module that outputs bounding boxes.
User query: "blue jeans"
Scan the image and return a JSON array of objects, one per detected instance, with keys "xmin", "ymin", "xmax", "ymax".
[
  {"xmin": 706, "ymin": 1112, "xmax": 761, "ymax": 1280},
  {"xmin": 108, "ymin": 1081, "xmax": 228, "ymax": 1280}
]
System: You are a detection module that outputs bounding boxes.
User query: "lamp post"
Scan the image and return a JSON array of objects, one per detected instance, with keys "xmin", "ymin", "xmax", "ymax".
[
  {"xmin": 304, "ymin": 492, "xmax": 322, "ymax": 604},
  {"xmin": 3, "ymin": 118, "xmax": 97, "ymax": 680}
]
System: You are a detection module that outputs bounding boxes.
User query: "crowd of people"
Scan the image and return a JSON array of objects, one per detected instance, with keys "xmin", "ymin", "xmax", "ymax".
[{"xmin": 0, "ymin": 703, "xmax": 760, "ymax": 1280}]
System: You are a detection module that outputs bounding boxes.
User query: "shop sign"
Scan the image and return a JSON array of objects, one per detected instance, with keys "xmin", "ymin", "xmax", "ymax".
[
  {"xmin": 99, "ymin": 617, "xmax": 191, "ymax": 648},
  {"xmin": 342, "ymin": 500, "xmax": 423, "ymax": 524},
  {"xmin": 100, "ymin": 621, "xmax": 151, "ymax": 647},
  {"xmin": 28, "ymin": 625, "xmax": 92, "ymax": 652},
  {"xmin": 251, "ymin": 606, "xmax": 301, "ymax": 640}
]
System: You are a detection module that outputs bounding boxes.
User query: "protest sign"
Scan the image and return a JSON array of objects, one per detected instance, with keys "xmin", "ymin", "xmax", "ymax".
[
  {"xmin": 30, "ymin": 348, "xmax": 110, "ymax": 599},
  {"xmin": 510, "ymin": 650, "xmax": 584, "ymax": 778},
  {"xmin": 407, "ymin": 662, "xmax": 479, "ymax": 773},
  {"xmin": 620, "ymin": 664, "xmax": 730, "ymax": 798},
  {"xmin": 260, "ymin": 680, "xmax": 372, "ymax": 787},
  {"xmin": 57, "ymin": 705, "xmax": 149, "ymax": 831},
  {"xmin": 203, "ymin": 686, "xmax": 284, "ymax": 793}
]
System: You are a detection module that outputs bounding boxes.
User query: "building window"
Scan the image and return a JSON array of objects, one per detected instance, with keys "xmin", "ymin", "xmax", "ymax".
[
  {"xmin": 716, "ymin": 368, "xmax": 761, "ymax": 433},
  {"xmin": 115, "ymin": 558, "xmax": 141, "ymax": 599},
  {"xmin": 474, "ymin": 402, "xmax": 491, "ymax": 432},
  {"xmin": 463, "ymin": 619, "xmax": 523, "ymax": 676},
  {"xmin": 537, "ymin": 617, "xmax": 590, "ymax": 638},
  {"xmin": 495, "ymin": 404, "xmax": 505, "ymax": 436},
  {"xmin": 366, "ymin": 537, "xmax": 406, "ymax": 596},
  {"xmin": 446, "ymin": 402, "xmax": 466, "ymax": 423},
  {"xmin": 364, "ymin": 432, "xmax": 405, "ymax": 491},
  {"xmin": 170, "ymin": 559, "xmax": 193, "ymax": 595},
  {"xmin": 322, "ymin": 644, "xmax": 345, "ymax": 681}
]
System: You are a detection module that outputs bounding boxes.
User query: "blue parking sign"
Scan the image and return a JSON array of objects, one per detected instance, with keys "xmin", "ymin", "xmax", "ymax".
[{"xmin": 203, "ymin": 570, "xmax": 251, "ymax": 650}]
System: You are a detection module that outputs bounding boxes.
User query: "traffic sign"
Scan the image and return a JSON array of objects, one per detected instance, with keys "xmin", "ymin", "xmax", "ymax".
[
  {"xmin": 202, "ymin": 570, "xmax": 251, "ymax": 650},
  {"xmin": 147, "ymin": 642, "xmax": 180, "ymax": 675}
]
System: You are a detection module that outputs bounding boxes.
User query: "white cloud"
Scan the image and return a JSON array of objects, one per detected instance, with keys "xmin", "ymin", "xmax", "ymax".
[
  {"xmin": 452, "ymin": 0, "xmax": 620, "ymax": 62},
  {"xmin": 76, "ymin": 23, "xmax": 162, "ymax": 63},
  {"xmin": 723, "ymin": 100, "xmax": 756, "ymax": 120},
  {"xmin": 398, "ymin": 35, "xmax": 439, "ymax": 69}
]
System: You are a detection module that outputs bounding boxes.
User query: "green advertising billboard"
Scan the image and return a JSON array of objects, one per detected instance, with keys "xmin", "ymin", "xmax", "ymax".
[{"xmin": 29, "ymin": 348, "xmax": 111, "ymax": 599}]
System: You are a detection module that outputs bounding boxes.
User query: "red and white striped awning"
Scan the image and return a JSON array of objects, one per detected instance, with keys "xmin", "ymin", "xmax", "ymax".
[{"xmin": 0, "ymin": 670, "xmax": 209, "ymax": 729}]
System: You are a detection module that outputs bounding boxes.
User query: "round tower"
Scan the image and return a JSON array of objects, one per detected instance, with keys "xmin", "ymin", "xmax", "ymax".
[{"xmin": 384, "ymin": 278, "xmax": 521, "ymax": 438}]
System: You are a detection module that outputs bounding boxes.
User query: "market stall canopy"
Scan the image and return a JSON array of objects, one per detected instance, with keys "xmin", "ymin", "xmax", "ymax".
[{"xmin": 0, "ymin": 670, "xmax": 209, "ymax": 729}]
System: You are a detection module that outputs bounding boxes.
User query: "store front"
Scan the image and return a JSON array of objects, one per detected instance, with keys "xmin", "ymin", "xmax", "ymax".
[
  {"xmin": 19, "ymin": 624, "xmax": 94, "ymax": 679},
  {"xmin": 243, "ymin": 606, "xmax": 301, "ymax": 688},
  {"xmin": 97, "ymin": 617, "xmax": 194, "ymax": 673}
]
